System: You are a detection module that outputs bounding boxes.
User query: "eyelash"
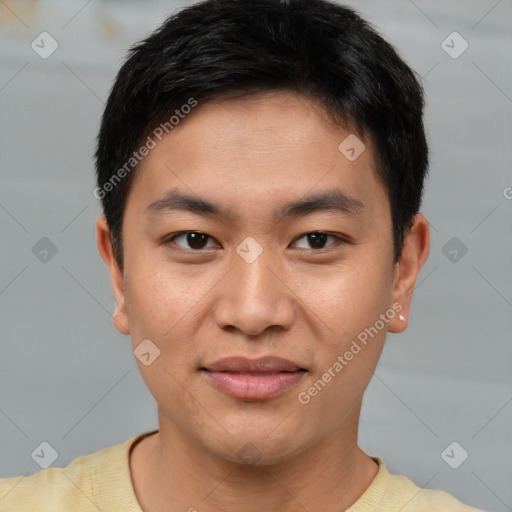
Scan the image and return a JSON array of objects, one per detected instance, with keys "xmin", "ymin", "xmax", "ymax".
[{"xmin": 163, "ymin": 231, "xmax": 349, "ymax": 252}]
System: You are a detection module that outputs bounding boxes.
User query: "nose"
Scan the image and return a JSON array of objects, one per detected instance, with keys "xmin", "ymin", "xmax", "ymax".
[{"xmin": 212, "ymin": 243, "xmax": 295, "ymax": 337}]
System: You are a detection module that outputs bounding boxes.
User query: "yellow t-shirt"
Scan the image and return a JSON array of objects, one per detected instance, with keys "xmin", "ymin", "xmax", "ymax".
[{"xmin": 0, "ymin": 430, "xmax": 485, "ymax": 511}]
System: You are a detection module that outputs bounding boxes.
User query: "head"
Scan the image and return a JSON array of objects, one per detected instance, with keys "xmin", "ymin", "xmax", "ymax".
[{"xmin": 95, "ymin": 0, "xmax": 430, "ymax": 465}]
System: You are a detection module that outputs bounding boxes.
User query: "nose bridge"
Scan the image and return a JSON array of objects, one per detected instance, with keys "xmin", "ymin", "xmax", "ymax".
[{"xmin": 236, "ymin": 238, "xmax": 278, "ymax": 297}]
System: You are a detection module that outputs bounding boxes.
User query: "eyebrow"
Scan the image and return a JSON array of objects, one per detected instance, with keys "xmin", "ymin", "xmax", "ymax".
[{"xmin": 145, "ymin": 187, "xmax": 365, "ymax": 221}]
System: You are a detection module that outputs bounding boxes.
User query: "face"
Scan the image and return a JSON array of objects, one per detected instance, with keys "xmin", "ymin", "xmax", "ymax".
[{"xmin": 97, "ymin": 90, "xmax": 429, "ymax": 465}]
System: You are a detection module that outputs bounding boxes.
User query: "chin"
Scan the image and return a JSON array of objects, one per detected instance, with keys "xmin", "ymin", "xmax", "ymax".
[{"xmin": 198, "ymin": 426, "xmax": 309, "ymax": 467}]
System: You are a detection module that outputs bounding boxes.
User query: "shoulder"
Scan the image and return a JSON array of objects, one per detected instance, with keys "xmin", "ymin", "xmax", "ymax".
[
  {"xmin": 349, "ymin": 457, "xmax": 486, "ymax": 512},
  {"xmin": 384, "ymin": 472, "xmax": 484, "ymax": 511},
  {"xmin": 0, "ymin": 432, "xmax": 153, "ymax": 512}
]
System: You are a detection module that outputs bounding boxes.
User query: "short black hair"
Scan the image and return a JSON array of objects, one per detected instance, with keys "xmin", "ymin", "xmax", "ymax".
[{"xmin": 95, "ymin": 0, "xmax": 428, "ymax": 270}]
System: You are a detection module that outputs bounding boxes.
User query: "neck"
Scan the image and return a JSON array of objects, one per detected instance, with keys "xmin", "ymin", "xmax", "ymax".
[{"xmin": 130, "ymin": 405, "xmax": 378, "ymax": 512}]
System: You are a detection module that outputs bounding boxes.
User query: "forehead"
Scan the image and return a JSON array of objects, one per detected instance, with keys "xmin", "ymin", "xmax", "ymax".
[{"xmin": 126, "ymin": 91, "xmax": 388, "ymax": 224}]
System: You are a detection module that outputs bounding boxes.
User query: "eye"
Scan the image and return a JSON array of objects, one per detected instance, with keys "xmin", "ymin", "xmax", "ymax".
[
  {"xmin": 164, "ymin": 230, "xmax": 347, "ymax": 252},
  {"xmin": 292, "ymin": 231, "xmax": 344, "ymax": 250},
  {"xmin": 166, "ymin": 231, "xmax": 219, "ymax": 250}
]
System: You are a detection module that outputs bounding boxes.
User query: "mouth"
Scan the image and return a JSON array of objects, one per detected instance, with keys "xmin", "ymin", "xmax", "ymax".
[{"xmin": 199, "ymin": 356, "xmax": 308, "ymax": 400}]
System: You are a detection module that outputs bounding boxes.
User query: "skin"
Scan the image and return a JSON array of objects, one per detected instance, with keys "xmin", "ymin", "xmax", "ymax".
[{"xmin": 96, "ymin": 90, "xmax": 430, "ymax": 512}]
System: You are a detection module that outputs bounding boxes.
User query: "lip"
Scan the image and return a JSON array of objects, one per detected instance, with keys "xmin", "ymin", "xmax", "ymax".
[
  {"xmin": 200, "ymin": 356, "xmax": 307, "ymax": 400},
  {"xmin": 202, "ymin": 356, "xmax": 306, "ymax": 373}
]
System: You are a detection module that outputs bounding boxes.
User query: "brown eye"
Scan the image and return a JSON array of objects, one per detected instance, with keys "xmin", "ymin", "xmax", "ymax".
[
  {"xmin": 293, "ymin": 231, "xmax": 341, "ymax": 250},
  {"xmin": 168, "ymin": 231, "xmax": 218, "ymax": 250}
]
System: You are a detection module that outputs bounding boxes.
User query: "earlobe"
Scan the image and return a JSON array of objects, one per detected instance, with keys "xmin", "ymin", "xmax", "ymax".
[
  {"xmin": 95, "ymin": 216, "xmax": 130, "ymax": 335},
  {"xmin": 112, "ymin": 308, "xmax": 130, "ymax": 335},
  {"xmin": 388, "ymin": 214, "xmax": 430, "ymax": 334},
  {"xmin": 389, "ymin": 308, "xmax": 407, "ymax": 333}
]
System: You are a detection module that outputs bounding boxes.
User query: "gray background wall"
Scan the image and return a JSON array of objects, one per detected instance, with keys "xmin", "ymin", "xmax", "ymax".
[{"xmin": 1, "ymin": 1, "xmax": 511, "ymax": 511}]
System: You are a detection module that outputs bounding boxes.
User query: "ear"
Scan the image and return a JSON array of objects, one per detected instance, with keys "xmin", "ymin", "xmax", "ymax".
[
  {"xmin": 387, "ymin": 213, "xmax": 430, "ymax": 333},
  {"xmin": 95, "ymin": 216, "xmax": 130, "ymax": 335}
]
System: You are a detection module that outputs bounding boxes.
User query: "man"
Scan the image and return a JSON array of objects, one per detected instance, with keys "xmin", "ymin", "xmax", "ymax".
[{"xmin": 0, "ymin": 0, "xmax": 484, "ymax": 510}]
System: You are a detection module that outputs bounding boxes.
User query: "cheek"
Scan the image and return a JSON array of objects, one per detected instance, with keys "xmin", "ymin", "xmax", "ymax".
[
  {"xmin": 123, "ymin": 257, "xmax": 203, "ymax": 341},
  {"xmin": 294, "ymin": 266, "xmax": 390, "ymax": 424},
  {"xmin": 122, "ymin": 260, "xmax": 223, "ymax": 387},
  {"xmin": 291, "ymin": 260, "xmax": 391, "ymax": 344},
  {"xmin": 123, "ymin": 265, "xmax": 204, "ymax": 408}
]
